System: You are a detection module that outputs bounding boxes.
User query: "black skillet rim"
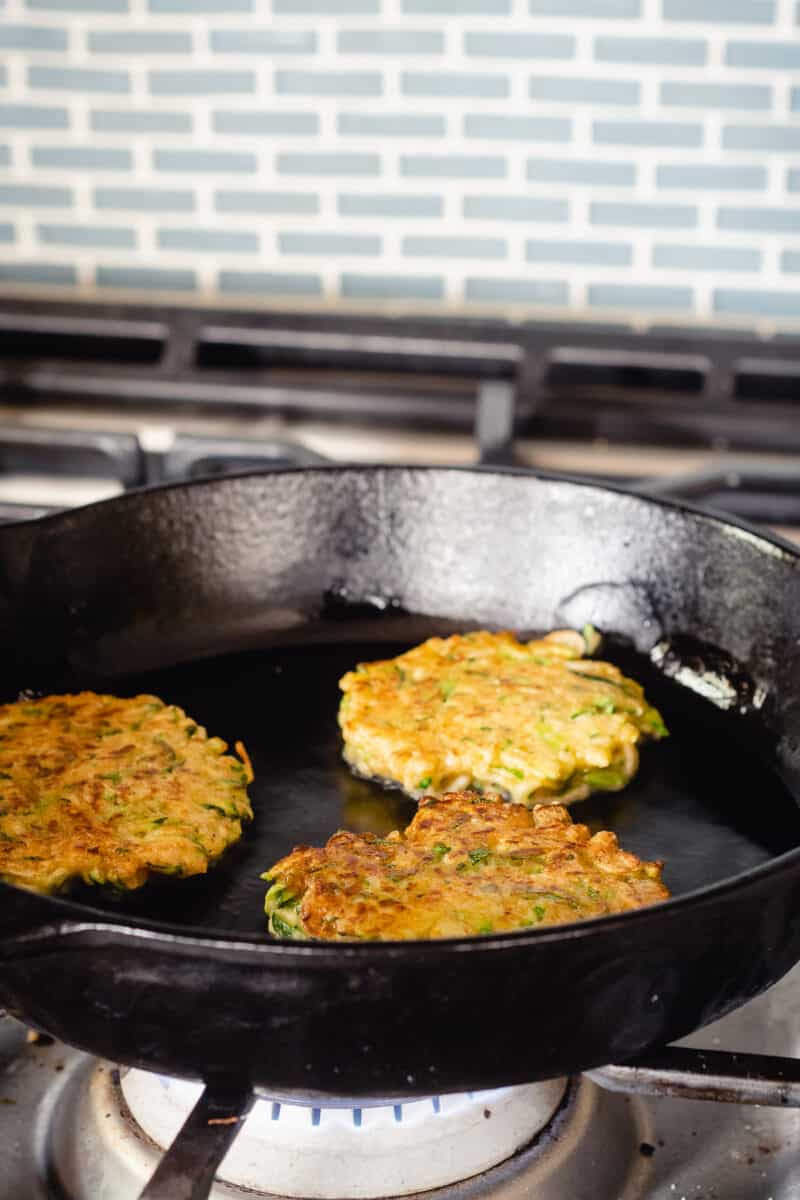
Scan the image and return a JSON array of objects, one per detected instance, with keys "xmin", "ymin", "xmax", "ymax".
[{"xmin": 1, "ymin": 460, "xmax": 799, "ymax": 957}]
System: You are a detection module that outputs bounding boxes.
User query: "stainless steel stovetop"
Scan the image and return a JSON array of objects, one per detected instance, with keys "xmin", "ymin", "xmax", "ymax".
[{"xmin": 2, "ymin": 961, "xmax": 800, "ymax": 1199}]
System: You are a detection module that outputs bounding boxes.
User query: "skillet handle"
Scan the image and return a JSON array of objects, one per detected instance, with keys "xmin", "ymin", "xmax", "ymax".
[
  {"xmin": 588, "ymin": 1045, "xmax": 800, "ymax": 1108},
  {"xmin": 138, "ymin": 1080, "xmax": 254, "ymax": 1200}
]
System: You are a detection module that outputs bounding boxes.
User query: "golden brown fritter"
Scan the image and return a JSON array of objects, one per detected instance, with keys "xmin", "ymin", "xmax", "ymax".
[
  {"xmin": 338, "ymin": 629, "xmax": 667, "ymax": 807},
  {"xmin": 263, "ymin": 791, "xmax": 668, "ymax": 940},
  {"xmin": 0, "ymin": 692, "xmax": 253, "ymax": 894}
]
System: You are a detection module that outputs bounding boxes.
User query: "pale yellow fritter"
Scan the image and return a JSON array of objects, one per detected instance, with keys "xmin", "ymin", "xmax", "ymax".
[
  {"xmin": 0, "ymin": 692, "xmax": 253, "ymax": 894},
  {"xmin": 339, "ymin": 629, "xmax": 667, "ymax": 806},
  {"xmin": 263, "ymin": 791, "xmax": 669, "ymax": 940}
]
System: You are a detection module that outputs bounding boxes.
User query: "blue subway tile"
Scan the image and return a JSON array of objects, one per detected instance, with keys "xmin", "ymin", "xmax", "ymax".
[
  {"xmin": 29, "ymin": 65, "xmax": 130, "ymax": 93},
  {"xmin": 97, "ymin": 266, "xmax": 195, "ymax": 291},
  {"xmin": 338, "ymin": 113, "xmax": 444, "ymax": 136},
  {"xmin": 0, "ymin": 184, "xmax": 72, "ymax": 206},
  {"xmin": 792, "ymin": 88, "xmax": 800, "ymax": 112},
  {"xmin": 526, "ymin": 239, "xmax": 631, "ymax": 265},
  {"xmin": 274, "ymin": 0, "xmax": 378, "ymax": 9},
  {"xmin": 211, "ymin": 30, "xmax": 317, "ymax": 54},
  {"xmin": 588, "ymin": 283, "xmax": 692, "ymax": 310},
  {"xmin": 150, "ymin": 70, "xmax": 255, "ymax": 95},
  {"xmin": 219, "ymin": 270, "xmax": 322, "ymax": 296},
  {"xmin": 213, "ymin": 111, "xmax": 317, "ymax": 136},
  {"xmin": 664, "ymin": 0, "xmax": 774, "ymax": 22},
  {"xmin": 38, "ymin": 223, "xmax": 135, "ymax": 248},
  {"xmin": 402, "ymin": 154, "xmax": 504, "ymax": 178},
  {"xmin": 92, "ymin": 109, "xmax": 192, "ymax": 133},
  {"xmin": 782, "ymin": 252, "xmax": 800, "ymax": 274},
  {"xmin": 0, "ymin": 24, "xmax": 68, "ymax": 49},
  {"xmin": 216, "ymin": 190, "xmax": 318, "ymax": 214},
  {"xmin": 464, "ymin": 32, "xmax": 574, "ymax": 58},
  {"xmin": 91, "ymin": 109, "xmax": 191, "ymax": 133},
  {"xmin": 338, "ymin": 193, "xmax": 442, "ymax": 217},
  {"xmin": 279, "ymin": 232, "xmax": 381, "ymax": 255},
  {"xmin": 464, "ymin": 114, "xmax": 571, "ymax": 141},
  {"xmin": 591, "ymin": 200, "xmax": 696, "ymax": 228},
  {"xmin": 595, "ymin": 36, "xmax": 706, "ymax": 65},
  {"xmin": 276, "ymin": 70, "xmax": 381, "ymax": 97},
  {"xmin": 0, "ymin": 262, "xmax": 76, "ymax": 286},
  {"xmin": 726, "ymin": 41, "xmax": 800, "ymax": 69},
  {"xmin": 652, "ymin": 244, "xmax": 760, "ymax": 271},
  {"xmin": 0, "ymin": 225, "xmax": 14, "ymax": 244},
  {"xmin": 403, "ymin": 71, "xmax": 508, "ymax": 98},
  {"xmin": 464, "ymin": 195, "xmax": 568, "ymax": 221},
  {"xmin": 0, "ymin": 105, "xmax": 68, "ymax": 129},
  {"xmin": 527, "ymin": 157, "xmax": 635, "ymax": 185},
  {"xmin": 718, "ymin": 206, "xmax": 800, "ymax": 233},
  {"xmin": 660, "ymin": 81, "xmax": 770, "ymax": 110},
  {"xmin": 714, "ymin": 289, "xmax": 800, "ymax": 318},
  {"xmin": 95, "ymin": 186, "xmax": 194, "ymax": 212},
  {"xmin": 530, "ymin": 0, "xmax": 639, "ymax": 12},
  {"xmin": 656, "ymin": 163, "xmax": 766, "ymax": 190},
  {"xmin": 403, "ymin": 0, "xmax": 509, "ymax": 10},
  {"xmin": 149, "ymin": 0, "xmax": 251, "ymax": 8},
  {"xmin": 403, "ymin": 235, "xmax": 506, "ymax": 259},
  {"xmin": 529, "ymin": 76, "xmax": 639, "ymax": 105},
  {"xmin": 89, "ymin": 31, "xmax": 192, "ymax": 53},
  {"xmin": 154, "ymin": 148, "xmax": 256, "ymax": 172},
  {"xmin": 27, "ymin": 0, "xmax": 128, "ymax": 10},
  {"xmin": 341, "ymin": 273, "xmax": 443, "ymax": 300},
  {"xmin": 277, "ymin": 151, "xmax": 379, "ymax": 176},
  {"xmin": 338, "ymin": 30, "xmax": 443, "ymax": 53},
  {"xmin": 594, "ymin": 119, "xmax": 702, "ymax": 147},
  {"xmin": 789, "ymin": 170, "xmax": 800, "ymax": 192},
  {"xmin": 465, "ymin": 277, "xmax": 568, "ymax": 305},
  {"xmin": 32, "ymin": 145, "xmax": 131, "ymax": 169},
  {"xmin": 158, "ymin": 228, "xmax": 258, "ymax": 253},
  {"xmin": 0, "ymin": 149, "xmax": 9, "ymax": 169},
  {"xmin": 723, "ymin": 125, "xmax": 800, "ymax": 152}
]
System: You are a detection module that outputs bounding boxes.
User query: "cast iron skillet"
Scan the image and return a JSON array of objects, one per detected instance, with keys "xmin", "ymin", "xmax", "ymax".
[{"xmin": 0, "ymin": 465, "xmax": 800, "ymax": 1099}]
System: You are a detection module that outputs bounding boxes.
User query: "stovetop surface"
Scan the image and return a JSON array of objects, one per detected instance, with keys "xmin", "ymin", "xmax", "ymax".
[{"xmin": 2, "ymin": 963, "xmax": 800, "ymax": 1199}]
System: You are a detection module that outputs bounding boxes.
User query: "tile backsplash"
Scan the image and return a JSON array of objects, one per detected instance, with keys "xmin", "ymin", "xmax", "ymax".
[{"xmin": 0, "ymin": 0, "xmax": 798, "ymax": 329}]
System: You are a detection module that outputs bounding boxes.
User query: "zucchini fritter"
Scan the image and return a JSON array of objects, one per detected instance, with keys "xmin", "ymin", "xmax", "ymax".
[
  {"xmin": 0, "ymin": 692, "xmax": 253, "ymax": 894},
  {"xmin": 263, "ymin": 791, "xmax": 668, "ymax": 940},
  {"xmin": 339, "ymin": 629, "xmax": 667, "ymax": 806}
]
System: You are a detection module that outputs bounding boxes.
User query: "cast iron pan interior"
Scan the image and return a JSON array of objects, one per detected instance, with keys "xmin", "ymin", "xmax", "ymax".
[{"xmin": 4, "ymin": 568, "xmax": 799, "ymax": 937}]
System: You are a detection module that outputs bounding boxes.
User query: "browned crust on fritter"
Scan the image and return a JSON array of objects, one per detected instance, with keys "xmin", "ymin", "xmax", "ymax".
[
  {"xmin": 264, "ymin": 790, "xmax": 669, "ymax": 940},
  {"xmin": 0, "ymin": 691, "xmax": 254, "ymax": 894}
]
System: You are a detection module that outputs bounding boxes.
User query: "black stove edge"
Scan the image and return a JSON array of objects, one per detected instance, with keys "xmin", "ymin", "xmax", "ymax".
[{"xmin": 0, "ymin": 298, "xmax": 800, "ymax": 454}]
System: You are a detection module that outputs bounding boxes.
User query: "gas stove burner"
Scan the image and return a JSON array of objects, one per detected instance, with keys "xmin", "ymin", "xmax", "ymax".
[
  {"xmin": 122, "ymin": 1070, "xmax": 565, "ymax": 1197},
  {"xmin": 42, "ymin": 1054, "xmax": 648, "ymax": 1200}
]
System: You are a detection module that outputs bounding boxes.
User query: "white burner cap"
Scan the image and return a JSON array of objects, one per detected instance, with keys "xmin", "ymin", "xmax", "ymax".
[{"xmin": 121, "ymin": 1071, "xmax": 565, "ymax": 1198}]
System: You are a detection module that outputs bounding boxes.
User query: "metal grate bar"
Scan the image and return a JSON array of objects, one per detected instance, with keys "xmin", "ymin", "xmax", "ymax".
[
  {"xmin": 138, "ymin": 1081, "xmax": 254, "ymax": 1200},
  {"xmin": 590, "ymin": 1045, "xmax": 800, "ymax": 1108}
]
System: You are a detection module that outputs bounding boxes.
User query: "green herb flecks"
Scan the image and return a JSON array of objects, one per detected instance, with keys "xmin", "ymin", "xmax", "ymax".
[
  {"xmin": 583, "ymin": 765, "xmax": 627, "ymax": 791},
  {"xmin": 493, "ymin": 764, "xmax": 524, "ymax": 780},
  {"xmin": 571, "ymin": 698, "xmax": 617, "ymax": 719},
  {"xmin": 468, "ymin": 846, "xmax": 490, "ymax": 865}
]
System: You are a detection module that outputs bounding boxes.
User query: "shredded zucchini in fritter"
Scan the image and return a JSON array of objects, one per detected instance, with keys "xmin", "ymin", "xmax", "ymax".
[
  {"xmin": 339, "ymin": 628, "xmax": 667, "ymax": 806},
  {"xmin": 263, "ymin": 791, "xmax": 669, "ymax": 941},
  {"xmin": 0, "ymin": 692, "xmax": 253, "ymax": 894}
]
